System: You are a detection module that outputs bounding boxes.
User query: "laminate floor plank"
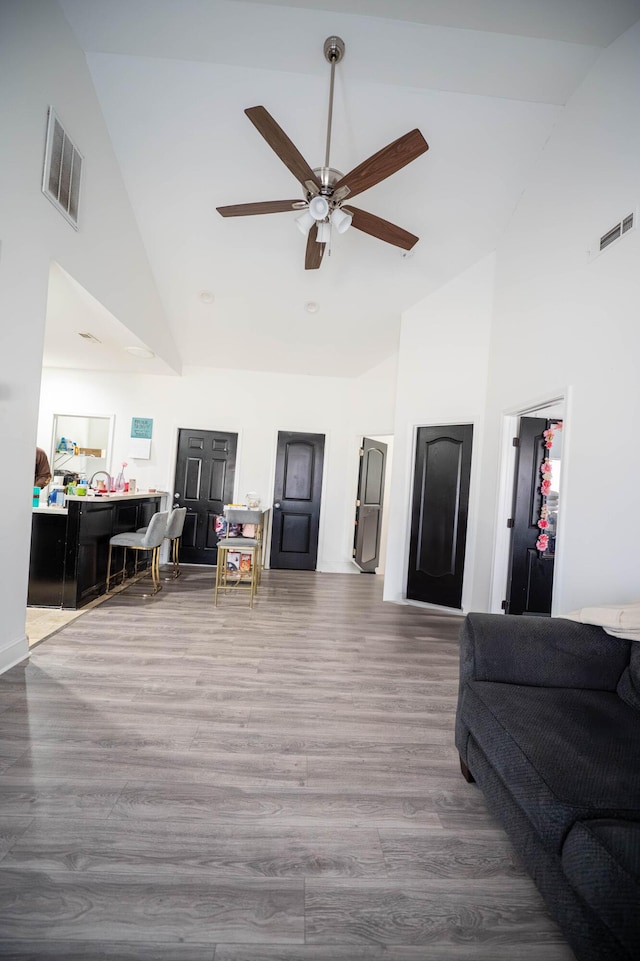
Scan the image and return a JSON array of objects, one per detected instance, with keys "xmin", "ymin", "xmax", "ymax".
[
  {"xmin": 0, "ymin": 869, "xmax": 303, "ymax": 943},
  {"xmin": 6, "ymin": 819, "xmax": 386, "ymax": 878},
  {"xmin": 7, "ymin": 748, "xmax": 307, "ymax": 789},
  {"xmin": 0, "ymin": 777, "xmax": 126, "ymax": 818},
  {"xmin": 305, "ymin": 878, "xmax": 569, "ymax": 947},
  {"xmin": 3, "ymin": 570, "xmax": 576, "ymax": 957},
  {"xmin": 0, "ymin": 943, "xmax": 215, "ymax": 961},
  {"xmin": 109, "ymin": 782, "xmax": 442, "ymax": 828},
  {"xmin": 0, "ymin": 817, "xmax": 33, "ymax": 860},
  {"xmin": 379, "ymin": 828, "xmax": 526, "ymax": 878},
  {"xmin": 214, "ymin": 945, "xmax": 576, "ymax": 961}
]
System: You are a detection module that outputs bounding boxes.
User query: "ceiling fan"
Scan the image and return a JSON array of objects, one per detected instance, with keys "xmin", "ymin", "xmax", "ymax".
[{"xmin": 216, "ymin": 36, "xmax": 429, "ymax": 270}]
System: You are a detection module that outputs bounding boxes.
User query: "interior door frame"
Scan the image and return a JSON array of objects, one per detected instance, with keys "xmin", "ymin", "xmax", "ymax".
[{"xmin": 489, "ymin": 391, "xmax": 569, "ymax": 616}]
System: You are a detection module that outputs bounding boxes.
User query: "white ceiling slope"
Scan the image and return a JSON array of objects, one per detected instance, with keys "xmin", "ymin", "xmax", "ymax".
[{"xmin": 53, "ymin": 0, "xmax": 640, "ymax": 377}]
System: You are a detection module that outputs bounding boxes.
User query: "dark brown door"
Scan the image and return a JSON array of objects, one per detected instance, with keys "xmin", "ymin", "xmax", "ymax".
[
  {"xmin": 353, "ymin": 436, "xmax": 387, "ymax": 573},
  {"xmin": 407, "ymin": 424, "xmax": 473, "ymax": 609},
  {"xmin": 270, "ymin": 430, "xmax": 325, "ymax": 570},
  {"xmin": 505, "ymin": 416, "xmax": 558, "ymax": 615},
  {"xmin": 174, "ymin": 428, "xmax": 237, "ymax": 565}
]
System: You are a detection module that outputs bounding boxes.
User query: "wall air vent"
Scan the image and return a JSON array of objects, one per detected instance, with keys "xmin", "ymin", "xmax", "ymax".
[
  {"xmin": 588, "ymin": 209, "xmax": 636, "ymax": 260},
  {"xmin": 42, "ymin": 107, "xmax": 83, "ymax": 229}
]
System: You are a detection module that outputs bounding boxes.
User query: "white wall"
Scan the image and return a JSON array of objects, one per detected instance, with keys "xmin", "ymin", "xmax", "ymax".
[
  {"xmin": 38, "ymin": 355, "xmax": 397, "ymax": 574},
  {"xmin": 0, "ymin": 0, "xmax": 179, "ymax": 671},
  {"xmin": 472, "ymin": 21, "xmax": 640, "ymax": 614},
  {"xmin": 384, "ymin": 253, "xmax": 495, "ymax": 607}
]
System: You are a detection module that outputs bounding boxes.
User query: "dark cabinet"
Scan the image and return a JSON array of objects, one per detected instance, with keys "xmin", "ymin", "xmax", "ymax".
[{"xmin": 29, "ymin": 495, "xmax": 162, "ymax": 609}]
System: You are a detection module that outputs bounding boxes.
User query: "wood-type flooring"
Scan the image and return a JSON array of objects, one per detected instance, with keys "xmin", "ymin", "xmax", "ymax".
[{"xmin": 0, "ymin": 569, "xmax": 576, "ymax": 960}]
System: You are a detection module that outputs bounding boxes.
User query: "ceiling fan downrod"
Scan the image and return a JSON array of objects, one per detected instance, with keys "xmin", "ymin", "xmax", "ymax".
[{"xmin": 322, "ymin": 36, "xmax": 345, "ymax": 186}]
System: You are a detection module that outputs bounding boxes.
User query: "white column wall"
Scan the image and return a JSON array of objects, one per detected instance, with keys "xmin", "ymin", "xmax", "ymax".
[
  {"xmin": 38, "ymin": 356, "xmax": 397, "ymax": 575},
  {"xmin": 383, "ymin": 254, "xmax": 495, "ymax": 607},
  {"xmin": 0, "ymin": 0, "xmax": 178, "ymax": 671},
  {"xmin": 471, "ymin": 22, "xmax": 640, "ymax": 614}
]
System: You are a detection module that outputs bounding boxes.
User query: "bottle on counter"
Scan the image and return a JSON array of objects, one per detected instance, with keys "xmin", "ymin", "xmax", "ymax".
[
  {"xmin": 33, "ymin": 486, "xmax": 41, "ymax": 507},
  {"xmin": 115, "ymin": 462, "xmax": 127, "ymax": 492}
]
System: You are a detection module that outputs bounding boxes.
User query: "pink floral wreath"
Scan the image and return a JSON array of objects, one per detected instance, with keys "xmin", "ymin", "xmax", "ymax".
[{"xmin": 536, "ymin": 423, "xmax": 562, "ymax": 552}]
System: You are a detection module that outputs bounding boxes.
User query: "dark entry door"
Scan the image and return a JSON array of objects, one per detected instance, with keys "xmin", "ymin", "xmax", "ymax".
[
  {"xmin": 407, "ymin": 424, "xmax": 473, "ymax": 609},
  {"xmin": 505, "ymin": 416, "xmax": 558, "ymax": 615},
  {"xmin": 353, "ymin": 436, "xmax": 387, "ymax": 573},
  {"xmin": 270, "ymin": 430, "xmax": 325, "ymax": 570},
  {"xmin": 174, "ymin": 428, "xmax": 237, "ymax": 565}
]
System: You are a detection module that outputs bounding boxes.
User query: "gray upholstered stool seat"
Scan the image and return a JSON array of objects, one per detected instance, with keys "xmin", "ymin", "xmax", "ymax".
[
  {"xmin": 138, "ymin": 506, "xmax": 187, "ymax": 578},
  {"xmin": 107, "ymin": 509, "xmax": 169, "ymax": 596}
]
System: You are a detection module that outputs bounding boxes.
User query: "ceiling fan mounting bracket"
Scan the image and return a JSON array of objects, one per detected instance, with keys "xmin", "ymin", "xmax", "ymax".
[{"xmin": 323, "ymin": 36, "xmax": 345, "ymax": 64}]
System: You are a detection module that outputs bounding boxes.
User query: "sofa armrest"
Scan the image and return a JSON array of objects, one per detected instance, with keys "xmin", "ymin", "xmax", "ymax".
[{"xmin": 459, "ymin": 613, "xmax": 631, "ymax": 690}]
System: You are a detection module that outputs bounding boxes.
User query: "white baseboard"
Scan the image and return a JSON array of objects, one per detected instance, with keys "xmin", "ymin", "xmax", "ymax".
[{"xmin": 0, "ymin": 635, "xmax": 30, "ymax": 676}]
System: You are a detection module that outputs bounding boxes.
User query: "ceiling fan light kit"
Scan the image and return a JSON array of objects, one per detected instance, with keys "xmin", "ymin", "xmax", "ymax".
[
  {"xmin": 309, "ymin": 195, "xmax": 330, "ymax": 220},
  {"xmin": 217, "ymin": 36, "xmax": 429, "ymax": 269}
]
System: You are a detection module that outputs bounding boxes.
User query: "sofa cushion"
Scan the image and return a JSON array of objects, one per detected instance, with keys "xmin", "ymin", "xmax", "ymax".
[
  {"xmin": 461, "ymin": 681, "xmax": 640, "ymax": 852},
  {"xmin": 617, "ymin": 643, "xmax": 640, "ymax": 711},
  {"xmin": 562, "ymin": 819, "xmax": 640, "ymax": 957}
]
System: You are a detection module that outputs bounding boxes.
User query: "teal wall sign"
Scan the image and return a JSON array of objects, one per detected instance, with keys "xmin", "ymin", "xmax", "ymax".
[{"xmin": 131, "ymin": 417, "xmax": 153, "ymax": 439}]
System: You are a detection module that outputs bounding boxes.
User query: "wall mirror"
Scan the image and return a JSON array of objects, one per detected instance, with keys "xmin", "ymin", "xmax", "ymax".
[{"xmin": 50, "ymin": 413, "xmax": 115, "ymax": 484}]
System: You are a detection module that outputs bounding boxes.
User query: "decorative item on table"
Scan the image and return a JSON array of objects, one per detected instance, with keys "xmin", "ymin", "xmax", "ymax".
[
  {"xmin": 246, "ymin": 492, "xmax": 261, "ymax": 509},
  {"xmin": 115, "ymin": 461, "xmax": 127, "ymax": 492},
  {"xmin": 128, "ymin": 478, "xmax": 137, "ymax": 494},
  {"xmin": 215, "ymin": 515, "xmax": 242, "ymax": 538}
]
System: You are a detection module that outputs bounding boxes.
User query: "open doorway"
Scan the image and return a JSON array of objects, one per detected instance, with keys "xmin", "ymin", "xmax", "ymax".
[
  {"xmin": 491, "ymin": 399, "xmax": 564, "ymax": 615},
  {"xmin": 353, "ymin": 435, "xmax": 393, "ymax": 576}
]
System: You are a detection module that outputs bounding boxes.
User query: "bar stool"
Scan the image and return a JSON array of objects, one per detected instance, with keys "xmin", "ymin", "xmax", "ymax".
[
  {"xmin": 138, "ymin": 506, "xmax": 187, "ymax": 579},
  {"xmin": 106, "ymin": 510, "xmax": 169, "ymax": 596},
  {"xmin": 214, "ymin": 508, "xmax": 263, "ymax": 607},
  {"xmin": 165, "ymin": 506, "xmax": 187, "ymax": 578}
]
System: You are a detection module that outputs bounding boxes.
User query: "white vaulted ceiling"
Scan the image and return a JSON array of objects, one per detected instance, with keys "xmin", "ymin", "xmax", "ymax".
[{"xmin": 51, "ymin": 0, "xmax": 640, "ymax": 376}]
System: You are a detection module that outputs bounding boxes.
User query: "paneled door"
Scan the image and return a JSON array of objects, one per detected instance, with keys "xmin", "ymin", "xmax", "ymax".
[
  {"xmin": 270, "ymin": 430, "xmax": 325, "ymax": 570},
  {"xmin": 174, "ymin": 428, "xmax": 237, "ymax": 564},
  {"xmin": 406, "ymin": 424, "xmax": 473, "ymax": 609},
  {"xmin": 505, "ymin": 416, "xmax": 560, "ymax": 615},
  {"xmin": 353, "ymin": 436, "xmax": 387, "ymax": 573}
]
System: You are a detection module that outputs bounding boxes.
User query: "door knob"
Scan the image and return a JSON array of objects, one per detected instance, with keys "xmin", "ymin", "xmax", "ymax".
[
  {"xmin": 274, "ymin": 502, "xmax": 281, "ymax": 509},
  {"xmin": 174, "ymin": 493, "xmax": 180, "ymax": 499}
]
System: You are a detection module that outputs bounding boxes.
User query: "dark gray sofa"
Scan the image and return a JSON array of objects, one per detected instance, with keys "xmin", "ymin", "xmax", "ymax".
[{"xmin": 455, "ymin": 613, "xmax": 640, "ymax": 961}]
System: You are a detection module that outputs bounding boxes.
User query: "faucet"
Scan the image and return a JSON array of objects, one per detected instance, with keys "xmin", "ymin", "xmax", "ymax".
[{"xmin": 89, "ymin": 470, "xmax": 112, "ymax": 490}]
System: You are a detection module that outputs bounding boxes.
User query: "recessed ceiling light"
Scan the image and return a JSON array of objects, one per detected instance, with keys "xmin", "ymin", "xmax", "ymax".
[
  {"xmin": 125, "ymin": 346, "xmax": 155, "ymax": 359},
  {"xmin": 198, "ymin": 290, "xmax": 215, "ymax": 304},
  {"xmin": 305, "ymin": 301, "xmax": 319, "ymax": 314}
]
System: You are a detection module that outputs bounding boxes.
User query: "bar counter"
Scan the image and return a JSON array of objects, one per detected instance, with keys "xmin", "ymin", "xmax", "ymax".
[{"xmin": 28, "ymin": 492, "xmax": 167, "ymax": 609}]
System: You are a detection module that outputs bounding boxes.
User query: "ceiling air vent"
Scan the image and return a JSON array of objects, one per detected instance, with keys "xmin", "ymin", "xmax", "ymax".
[{"xmin": 42, "ymin": 107, "xmax": 83, "ymax": 229}]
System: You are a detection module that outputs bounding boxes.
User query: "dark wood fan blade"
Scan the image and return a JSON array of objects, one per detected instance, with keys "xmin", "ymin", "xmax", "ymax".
[
  {"xmin": 217, "ymin": 200, "xmax": 302, "ymax": 217},
  {"xmin": 245, "ymin": 106, "xmax": 322, "ymax": 192},
  {"xmin": 333, "ymin": 129, "xmax": 428, "ymax": 200},
  {"xmin": 305, "ymin": 223, "xmax": 325, "ymax": 270},
  {"xmin": 347, "ymin": 206, "xmax": 419, "ymax": 250}
]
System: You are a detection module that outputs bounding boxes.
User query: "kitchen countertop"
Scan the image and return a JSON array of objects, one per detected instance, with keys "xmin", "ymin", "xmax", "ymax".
[{"xmin": 33, "ymin": 491, "xmax": 168, "ymax": 513}]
